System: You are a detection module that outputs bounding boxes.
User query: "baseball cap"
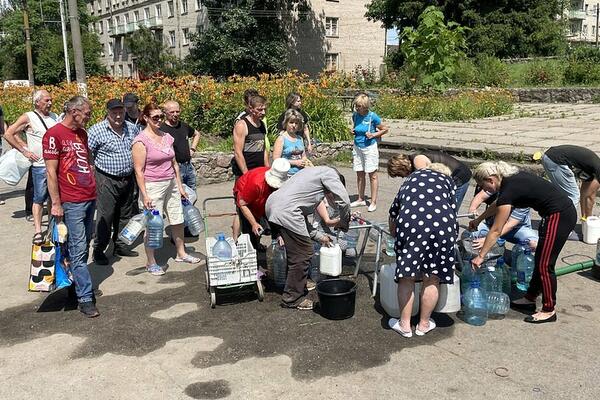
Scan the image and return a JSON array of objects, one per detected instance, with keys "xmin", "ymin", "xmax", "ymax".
[
  {"xmin": 106, "ymin": 98, "xmax": 124, "ymax": 110},
  {"xmin": 123, "ymin": 93, "xmax": 139, "ymax": 104}
]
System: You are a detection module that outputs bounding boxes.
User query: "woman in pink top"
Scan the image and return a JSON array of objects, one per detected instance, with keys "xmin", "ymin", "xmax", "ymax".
[{"xmin": 132, "ymin": 103, "xmax": 201, "ymax": 275}]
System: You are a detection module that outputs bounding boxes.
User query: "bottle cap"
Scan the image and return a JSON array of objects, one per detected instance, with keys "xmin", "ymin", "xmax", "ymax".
[
  {"xmin": 216, "ymin": 232, "xmax": 225, "ymax": 240},
  {"xmin": 152, "ymin": 210, "xmax": 159, "ymax": 215}
]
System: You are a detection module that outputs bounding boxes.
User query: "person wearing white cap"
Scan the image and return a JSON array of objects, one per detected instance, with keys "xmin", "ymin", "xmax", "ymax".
[
  {"xmin": 266, "ymin": 166, "xmax": 351, "ymax": 310},
  {"xmin": 233, "ymin": 158, "xmax": 290, "ymax": 251}
]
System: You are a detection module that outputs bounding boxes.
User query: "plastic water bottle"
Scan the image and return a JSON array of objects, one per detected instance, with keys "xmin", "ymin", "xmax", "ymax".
[
  {"xmin": 511, "ymin": 240, "xmax": 528, "ymax": 282},
  {"xmin": 516, "ymin": 248, "xmax": 534, "ymax": 291},
  {"xmin": 212, "ymin": 233, "xmax": 232, "ymax": 261},
  {"xmin": 460, "ymin": 230, "xmax": 479, "ymax": 257},
  {"xmin": 269, "ymin": 240, "xmax": 287, "ymax": 288},
  {"xmin": 119, "ymin": 211, "xmax": 149, "ymax": 246},
  {"xmin": 464, "ymin": 280, "xmax": 488, "ymax": 326},
  {"xmin": 385, "ymin": 235, "xmax": 395, "ymax": 256},
  {"xmin": 344, "ymin": 220, "xmax": 360, "ymax": 249},
  {"xmin": 482, "ymin": 264, "xmax": 503, "ymax": 293},
  {"xmin": 310, "ymin": 242, "xmax": 322, "ymax": 283},
  {"xmin": 498, "ymin": 257, "xmax": 512, "ymax": 295},
  {"xmin": 182, "ymin": 199, "xmax": 204, "ymax": 236},
  {"xmin": 146, "ymin": 210, "xmax": 164, "ymax": 249},
  {"xmin": 486, "ymin": 291, "xmax": 510, "ymax": 315}
]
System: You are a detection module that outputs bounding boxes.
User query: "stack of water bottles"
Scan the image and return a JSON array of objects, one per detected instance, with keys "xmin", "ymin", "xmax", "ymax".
[{"xmin": 460, "ymin": 232, "xmax": 513, "ymax": 326}]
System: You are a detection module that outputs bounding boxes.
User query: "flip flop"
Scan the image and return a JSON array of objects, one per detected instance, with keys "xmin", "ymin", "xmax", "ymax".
[
  {"xmin": 32, "ymin": 232, "xmax": 44, "ymax": 245},
  {"xmin": 174, "ymin": 254, "xmax": 201, "ymax": 264}
]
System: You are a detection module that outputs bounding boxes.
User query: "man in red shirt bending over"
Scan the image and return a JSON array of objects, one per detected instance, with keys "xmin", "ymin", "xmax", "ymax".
[
  {"xmin": 233, "ymin": 158, "xmax": 290, "ymax": 251},
  {"xmin": 43, "ymin": 96, "xmax": 99, "ymax": 318}
]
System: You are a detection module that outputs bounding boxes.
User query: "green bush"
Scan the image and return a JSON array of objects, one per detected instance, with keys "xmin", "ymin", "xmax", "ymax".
[
  {"xmin": 522, "ymin": 60, "xmax": 563, "ymax": 86},
  {"xmin": 563, "ymin": 60, "xmax": 600, "ymax": 85},
  {"xmin": 453, "ymin": 58, "xmax": 478, "ymax": 87},
  {"xmin": 374, "ymin": 90, "xmax": 515, "ymax": 121},
  {"xmin": 475, "ymin": 55, "xmax": 510, "ymax": 87},
  {"xmin": 568, "ymin": 45, "xmax": 600, "ymax": 62}
]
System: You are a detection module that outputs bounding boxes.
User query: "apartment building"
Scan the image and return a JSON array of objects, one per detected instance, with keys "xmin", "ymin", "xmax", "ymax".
[
  {"xmin": 567, "ymin": 1, "xmax": 600, "ymax": 43},
  {"xmin": 86, "ymin": 0, "xmax": 385, "ymax": 78}
]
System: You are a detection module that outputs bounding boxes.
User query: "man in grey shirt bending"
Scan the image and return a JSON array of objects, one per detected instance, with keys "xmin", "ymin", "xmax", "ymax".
[{"xmin": 266, "ymin": 166, "xmax": 350, "ymax": 310}]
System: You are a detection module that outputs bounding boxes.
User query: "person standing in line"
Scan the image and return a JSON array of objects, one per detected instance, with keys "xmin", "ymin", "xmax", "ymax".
[
  {"xmin": 276, "ymin": 92, "xmax": 313, "ymax": 154},
  {"xmin": 4, "ymin": 90, "xmax": 58, "ymax": 243},
  {"xmin": 349, "ymin": 93, "xmax": 388, "ymax": 213},
  {"xmin": 272, "ymin": 109, "xmax": 308, "ymax": 177},
  {"xmin": 132, "ymin": 103, "xmax": 201, "ymax": 276},
  {"xmin": 88, "ymin": 99, "xmax": 140, "ymax": 265},
  {"xmin": 0, "ymin": 107, "xmax": 4, "ymax": 205},
  {"xmin": 542, "ymin": 145, "xmax": 600, "ymax": 235},
  {"xmin": 471, "ymin": 162, "xmax": 576, "ymax": 324},
  {"xmin": 123, "ymin": 93, "xmax": 141, "ymax": 125},
  {"xmin": 43, "ymin": 96, "xmax": 99, "ymax": 318}
]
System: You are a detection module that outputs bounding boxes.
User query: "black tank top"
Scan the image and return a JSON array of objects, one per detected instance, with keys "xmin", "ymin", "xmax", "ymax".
[
  {"xmin": 410, "ymin": 151, "xmax": 472, "ymax": 186},
  {"xmin": 232, "ymin": 117, "xmax": 266, "ymax": 176}
]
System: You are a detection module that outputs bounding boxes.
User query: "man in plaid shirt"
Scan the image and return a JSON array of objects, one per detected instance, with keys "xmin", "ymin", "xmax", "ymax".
[{"xmin": 88, "ymin": 99, "xmax": 140, "ymax": 265}]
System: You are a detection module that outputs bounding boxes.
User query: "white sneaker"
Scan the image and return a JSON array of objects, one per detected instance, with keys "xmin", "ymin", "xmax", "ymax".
[
  {"xmin": 367, "ymin": 203, "xmax": 377, "ymax": 212},
  {"xmin": 350, "ymin": 199, "xmax": 367, "ymax": 208},
  {"xmin": 388, "ymin": 318, "xmax": 412, "ymax": 338}
]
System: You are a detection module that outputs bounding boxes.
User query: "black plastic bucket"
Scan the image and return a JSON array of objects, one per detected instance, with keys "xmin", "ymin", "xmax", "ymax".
[{"xmin": 316, "ymin": 279, "xmax": 357, "ymax": 320}]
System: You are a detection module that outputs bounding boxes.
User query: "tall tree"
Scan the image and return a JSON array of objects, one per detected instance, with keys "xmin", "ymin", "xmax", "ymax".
[
  {"xmin": 126, "ymin": 26, "xmax": 182, "ymax": 78},
  {"xmin": 0, "ymin": 0, "xmax": 105, "ymax": 84},
  {"xmin": 186, "ymin": 0, "xmax": 308, "ymax": 77},
  {"xmin": 366, "ymin": 0, "xmax": 567, "ymax": 59}
]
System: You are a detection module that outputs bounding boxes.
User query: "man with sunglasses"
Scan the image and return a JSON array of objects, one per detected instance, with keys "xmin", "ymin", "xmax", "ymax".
[
  {"xmin": 43, "ymin": 96, "xmax": 99, "ymax": 318},
  {"xmin": 88, "ymin": 99, "xmax": 140, "ymax": 265}
]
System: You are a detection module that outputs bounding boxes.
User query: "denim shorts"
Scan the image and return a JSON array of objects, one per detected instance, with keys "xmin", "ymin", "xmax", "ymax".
[{"xmin": 31, "ymin": 166, "xmax": 49, "ymax": 204}]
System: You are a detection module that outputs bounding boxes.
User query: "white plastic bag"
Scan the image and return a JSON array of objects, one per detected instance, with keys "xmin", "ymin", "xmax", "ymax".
[{"xmin": 0, "ymin": 149, "xmax": 32, "ymax": 186}]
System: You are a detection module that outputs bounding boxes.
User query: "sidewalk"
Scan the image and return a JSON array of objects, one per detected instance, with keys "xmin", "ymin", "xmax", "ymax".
[{"xmin": 1, "ymin": 105, "xmax": 600, "ymax": 399}]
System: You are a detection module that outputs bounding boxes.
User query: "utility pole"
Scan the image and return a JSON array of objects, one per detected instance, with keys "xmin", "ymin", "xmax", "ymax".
[
  {"xmin": 59, "ymin": 0, "xmax": 71, "ymax": 82},
  {"xmin": 22, "ymin": 0, "xmax": 35, "ymax": 86},
  {"xmin": 67, "ymin": 0, "xmax": 87, "ymax": 96},
  {"xmin": 596, "ymin": 3, "xmax": 599, "ymax": 47}
]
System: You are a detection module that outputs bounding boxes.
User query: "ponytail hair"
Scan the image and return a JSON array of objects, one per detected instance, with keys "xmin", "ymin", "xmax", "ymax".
[{"xmin": 473, "ymin": 161, "xmax": 519, "ymax": 183}]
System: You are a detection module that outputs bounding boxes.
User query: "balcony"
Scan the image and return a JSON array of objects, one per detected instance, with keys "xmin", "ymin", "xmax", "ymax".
[
  {"xmin": 569, "ymin": 10, "xmax": 587, "ymax": 20},
  {"xmin": 109, "ymin": 17, "xmax": 163, "ymax": 37}
]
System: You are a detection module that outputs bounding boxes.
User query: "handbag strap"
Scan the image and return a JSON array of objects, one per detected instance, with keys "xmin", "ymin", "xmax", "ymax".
[{"xmin": 32, "ymin": 111, "xmax": 49, "ymax": 131}]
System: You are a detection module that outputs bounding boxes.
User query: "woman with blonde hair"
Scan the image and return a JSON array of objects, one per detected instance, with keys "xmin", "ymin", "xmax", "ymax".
[
  {"xmin": 387, "ymin": 162, "xmax": 457, "ymax": 337},
  {"xmin": 350, "ymin": 93, "xmax": 388, "ymax": 212},
  {"xmin": 273, "ymin": 109, "xmax": 309, "ymax": 176},
  {"xmin": 470, "ymin": 161, "xmax": 576, "ymax": 324}
]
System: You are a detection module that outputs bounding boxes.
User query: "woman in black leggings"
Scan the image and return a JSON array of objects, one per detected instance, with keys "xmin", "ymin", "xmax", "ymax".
[{"xmin": 470, "ymin": 162, "xmax": 576, "ymax": 324}]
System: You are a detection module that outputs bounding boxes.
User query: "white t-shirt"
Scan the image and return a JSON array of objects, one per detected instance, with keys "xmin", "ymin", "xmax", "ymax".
[{"xmin": 25, "ymin": 111, "xmax": 58, "ymax": 167}]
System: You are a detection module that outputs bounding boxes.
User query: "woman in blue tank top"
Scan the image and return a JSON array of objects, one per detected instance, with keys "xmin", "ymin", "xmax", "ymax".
[{"xmin": 273, "ymin": 109, "xmax": 308, "ymax": 176}]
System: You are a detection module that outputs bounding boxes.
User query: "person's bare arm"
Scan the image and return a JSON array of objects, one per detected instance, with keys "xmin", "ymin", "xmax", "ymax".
[
  {"xmin": 412, "ymin": 154, "xmax": 431, "ymax": 170},
  {"xmin": 471, "ymin": 205, "xmax": 511, "ymax": 268},
  {"xmin": 580, "ymin": 179, "xmax": 600, "ymax": 218},
  {"xmin": 238, "ymin": 199, "xmax": 262, "ymax": 236},
  {"xmin": 132, "ymin": 142, "xmax": 152, "ymax": 209},
  {"xmin": 4, "ymin": 114, "xmax": 39, "ymax": 162},
  {"xmin": 172, "ymin": 158, "xmax": 187, "ymax": 199},
  {"xmin": 304, "ymin": 124, "xmax": 313, "ymax": 153},
  {"xmin": 45, "ymin": 159, "xmax": 63, "ymax": 218},
  {"xmin": 272, "ymin": 136, "xmax": 283, "ymax": 160},
  {"xmin": 469, "ymin": 200, "xmax": 498, "ymax": 230},
  {"xmin": 367, "ymin": 122, "xmax": 389, "ymax": 139},
  {"xmin": 233, "ymin": 120, "xmax": 248, "ymax": 174},
  {"xmin": 468, "ymin": 190, "xmax": 491, "ymax": 213},
  {"xmin": 189, "ymin": 129, "xmax": 200, "ymax": 156}
]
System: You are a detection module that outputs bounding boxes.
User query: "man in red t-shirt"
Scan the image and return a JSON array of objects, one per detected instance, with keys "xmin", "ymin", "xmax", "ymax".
[
  {"xmin": 43, "ymin": 95, "xmax": 99, "ymax": 318},
  {"xmin": 233, "ymin": 158, "xmax": 290, "ymax": 250}
]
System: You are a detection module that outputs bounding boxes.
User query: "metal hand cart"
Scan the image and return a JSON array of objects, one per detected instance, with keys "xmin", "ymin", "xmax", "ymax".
[
  {"xmin": 202, "ymin": 196, "xmax": 264, "ymax": 308},
  {"xmin": 352, "ymin": 213, "xmax": 477, "ymax": 297}
]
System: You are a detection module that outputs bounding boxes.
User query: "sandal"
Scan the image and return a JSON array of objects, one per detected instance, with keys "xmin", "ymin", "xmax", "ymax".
[
  {"xmin": 32, "ymin": 232, "xmax": 44, "ymax": 245},
  {"xmin": 174, "ymin": 254, "xmax": 201, "ymax": 264}
]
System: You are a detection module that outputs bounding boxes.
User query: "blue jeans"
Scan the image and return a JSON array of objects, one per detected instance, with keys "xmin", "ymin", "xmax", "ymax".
[
  {"xmin": 31, "ymin": 166, "xmax": 49, "ymax": 204},
  {"xmin": 455, "ymin": 181, "xmax": 470, "ymax": 210},
  {"xmin": 178, "ymin": 161, "xmax": 196, "ymax": 191},
  {"xmin": 542, "ymin": 154, "xmax": 579, "ymax": 207},
  {"xmin": 476, "ymin": 221, "xmax": 539, "ymax": 245},
  {"xmin": 63, "ymin": 201, "xmax": 96, "ymax": 303}
]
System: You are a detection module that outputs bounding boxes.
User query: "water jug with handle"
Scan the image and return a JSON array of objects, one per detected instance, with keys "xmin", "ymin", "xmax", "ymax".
[
  {"xmin": 511, "ymin": 240, "xmax": 528, "ymax": 282},
  {"xmin": 379, "ymin": 263, "xmax": 420, "ymax": 317},
  {"xmin": 583, "ymin": 216, "xmax": 600, "ymax": 244},
  {"xmin": 435, "ymin": 272, "xmax": 461, "ymax": 313},
  {"xmin": 182, "ymin": 199, "xmax": 204, "ymax": 236},
  {"xmin": 119, "ymin": 211, "xmax": 149, "ymax": 246},
  {"xmin": 516, "ymin": 248, "xmax": 534, "ymax": 291},
  {"xmin": 146, "ymin": 210, "xmax": 164, "ymax": 249},
  {"xmin": 269, "ymin": 240, "xmax": 287, "ymax": 288},
  {"xmin": 464, "ymin": 279, "xmax": 488, "ymax": 326},
  {"xmin": 320, "ymin": 244, "xmax": 342, "ymax": 276},
  {"xmin": 212, "ymin": 233, "xmax": 233, "ymax": 261}
]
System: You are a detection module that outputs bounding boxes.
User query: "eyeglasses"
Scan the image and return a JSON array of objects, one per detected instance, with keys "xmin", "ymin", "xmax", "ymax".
[{"xmin": 149, "ymin": 114, "xmax": 164, "ymax": 122}]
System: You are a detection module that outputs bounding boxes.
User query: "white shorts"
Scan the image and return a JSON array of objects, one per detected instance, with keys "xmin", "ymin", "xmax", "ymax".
[
  {"xmin": 140, "ymin": 178, "xmax": 184, "ymax": 225},
  {"xmin": 352, "ymin": 143, "xmax": 379, "ymax": 173}
]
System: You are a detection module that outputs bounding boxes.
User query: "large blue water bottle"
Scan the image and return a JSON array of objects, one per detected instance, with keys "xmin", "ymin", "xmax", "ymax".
[
  {"xmin": 212, "ymin": 233, "xmax": 232, "ymax": 261},
  {"xmin": 516, "ymin": 248, "xmax": 534, "ymax": 291},
  {"xmin": 482, "ymin": 264, "xmax": 503, "ymax": 293},
  {"xmin": 511, "ymin": 240, "xmax": 528, "ymax": 282},
  {"xmin": 486, "ymin": 291, "xmax": 510, "ymax": 315},
  {"xmin": 147, "ymin": 210, "xmax": 164, "ymax": 249},
  {"xmin": 464, "ymin": 279, "xmax": 488, "ymax": 326},
  {"xmin": 182, "ymin": 199, "xmax": 204, "ymax": 236},
  {"xmin": 498, "ymin": 257, "xmax": 512, "ymax": 295}
]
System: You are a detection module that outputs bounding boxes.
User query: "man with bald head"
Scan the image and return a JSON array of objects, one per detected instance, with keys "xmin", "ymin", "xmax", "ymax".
[
  {"xmin": 160, "ymin": 100, "xmax": 200, "ymax": 191},
  {"xmin": 5, "ymin": 90, "xmax": 58, "ymax": 244}
]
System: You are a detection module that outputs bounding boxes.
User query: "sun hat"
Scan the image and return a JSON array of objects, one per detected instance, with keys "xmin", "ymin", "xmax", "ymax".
[{"xmin": 265, "ymin": 158, "xmax": 291, "ymax": 189}]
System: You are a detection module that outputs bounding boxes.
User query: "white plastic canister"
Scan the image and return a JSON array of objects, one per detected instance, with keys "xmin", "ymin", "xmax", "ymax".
[
  {"xmin": 434, "ymin": 272, "xmax": 461, "ymax": 313},
  {"xmin": 583, "ymin": 216, "xmax": 600, "ymax": 244},
  {"xmin": 379, "ymin": 264, "xmax": 420, "ymax": 317},
  {"xmin": 319, "ymin": 244, "xmax": 342, "ymax": 276}
]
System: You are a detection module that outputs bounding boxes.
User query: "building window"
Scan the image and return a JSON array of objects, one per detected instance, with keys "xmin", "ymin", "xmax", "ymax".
[
  {"xmin": 105, "ymin": 0, "xmax": 109, "ymax": 9},
  {"xmin": 109, "ymin": 41, "xmax": 114, "ymax": 56},
  {"xmin": 115, "ymin": 15, "xmax": 121, "ymax": 26},
  {"xmin": 118, "ymin": 64, "xmax": 124, "ymax": 77},
  {"xmin": 111, "ymin": 65, "xmax": 115, "ymax": 76},
  {"xmin": 107, "ymin": 19, "xmax": 113, "ymax": 33},
  {"xmin": 144, "ymin": 7, "xmax": 150, "ymax": 20},
  {"xmin": 195, "ymin": 0, "xmax": 201, "ymax": 11},
  {"xmin": 97, "ymin": 0, "xmax": 102, "ymax": 12},
  {"xmin": 325, "ymin": 53, "xmax": 338, "ymax": 70},
  {"xmin": 100, "ymin": 43, "xmax": 105, "ymax": 57},
  {"xmin": 169, "ymin": 30, "xmax": 176, "ymax": 47},
  {"xmin": 98, "ymin": 21, "xmax": 103, "ymax": 34},
  {"xmin": 127, "ymin": 63, "xmax": 133, "ymax": 77},
  {"xmin": 593, "ymin": 26, "xmax": 596, "ymax": 36},
  {"xmin": 584, "ymin": 24, "xmax": 588, "ymax": 35},
  {"xmin": 124, "ymin": 13, "xmax": 130, "ymax": 24},
  {"xmin": 168, "ymin": 1, "xmax": 174, "ymax": 17},
  {"xmin": 134, "ymin": 10, "xmax": 139, "ymax": 22},
  {"xmin": 325, "ymin": 17, "xmax": 338, "ymax": 37},
  {"xmin": 155, "ymin": 4, "xmax": 162, "ymax": 18},
  {"xmin": 180, "ymin": 0, "xmax": 188, "ymax": 14},
  {"xmin": 182, "ymin": 27, "xmax": 190, "ymax": 45}
]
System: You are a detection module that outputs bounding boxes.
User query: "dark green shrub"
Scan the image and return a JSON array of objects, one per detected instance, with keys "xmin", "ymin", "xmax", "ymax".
[
  {"xmin": 475, "ymin": 55, "xmax": 510, "ymax": 87},
  {"xmin": 453, "ymin": 58, "xmax": 478, "ymax": 87},
  {"xmin": 522, "ymin": 60, "xmax": 563, "ymax": 86},
  {"xmin": 563, "ymin": 61, "xmax": 600, "ymax": 85}
]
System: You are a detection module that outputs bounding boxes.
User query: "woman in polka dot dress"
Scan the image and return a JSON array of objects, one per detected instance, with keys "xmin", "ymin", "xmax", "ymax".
[{"xmin": 386, "ymin": 163, "xmax": 458, "ymax": 337}]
